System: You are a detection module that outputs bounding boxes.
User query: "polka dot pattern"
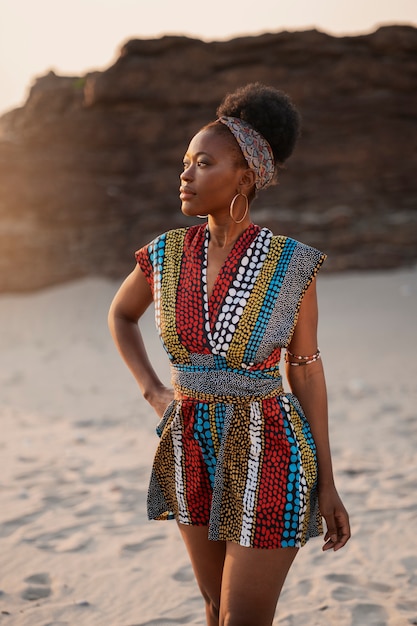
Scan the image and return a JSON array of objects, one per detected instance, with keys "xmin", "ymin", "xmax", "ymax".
[{"xmin": 135, "ymin": 224, "xmax": 326, "ymax": 548}]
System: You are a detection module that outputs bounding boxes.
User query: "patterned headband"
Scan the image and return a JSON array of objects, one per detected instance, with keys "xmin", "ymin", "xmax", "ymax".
[{"xmin": 218, "ymin": 116, "xmax": 275, "ymax": 190}]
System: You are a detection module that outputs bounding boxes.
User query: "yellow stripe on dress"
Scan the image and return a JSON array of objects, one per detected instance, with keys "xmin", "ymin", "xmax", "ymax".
[
  {"xmin": 227, "ymin": 238, "xmax": 286, "ymax": 367},
  {"xmin": 160, "ymin": 230, "xmax": 191, "ymax": 364}
]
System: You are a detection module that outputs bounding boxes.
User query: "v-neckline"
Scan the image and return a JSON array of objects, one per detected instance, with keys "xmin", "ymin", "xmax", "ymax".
[
  {"xmin": 198, "ymin": 223, "xmax": 268, "ymax": 354},
  {"xmin": 202, "ymin": 224, "xmax": 253, "ymax": 301},
  {"xmin": 201, "ymin": 223, "xmax": 260, "ymax": 327}
]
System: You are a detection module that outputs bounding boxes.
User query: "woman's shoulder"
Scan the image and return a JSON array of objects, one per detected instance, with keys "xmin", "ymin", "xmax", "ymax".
[
  {"xmin": 260, "ymin": 230, "xmax": 326, "ymax": 281},
  {"xmin": 143, "ymin": 224, "xmax": 201, "ymax": 247},
  {"xmin": 268, "ymin": 231, "xmax": 326, "ymax": 260},
  {"xmin": 136, "ymin": 224, "xmax": 205, "ymax": 260}
]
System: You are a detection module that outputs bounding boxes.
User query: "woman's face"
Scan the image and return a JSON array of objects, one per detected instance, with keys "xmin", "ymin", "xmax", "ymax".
[{"xmin": 179, "ymin": 128, "xmax": 246, "ymax": 219}]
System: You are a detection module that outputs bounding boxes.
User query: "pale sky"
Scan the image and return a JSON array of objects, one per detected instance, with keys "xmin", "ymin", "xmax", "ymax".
[{"xmin": 0, "ymin": 0, "xmax": 416, "ymax": 115}]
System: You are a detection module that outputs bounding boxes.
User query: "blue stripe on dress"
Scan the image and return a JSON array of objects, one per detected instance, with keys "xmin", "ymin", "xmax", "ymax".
[
  {"xmin": 243, "ymin": 238, "xmax": 297, "ymax": 364},
  {"xmin": 279, "ymin": 396, "xmax": 302, "ymax": 547},
  {"xmin": 193, "ymin": 402, "xmax": 217, "ymax": 488}
]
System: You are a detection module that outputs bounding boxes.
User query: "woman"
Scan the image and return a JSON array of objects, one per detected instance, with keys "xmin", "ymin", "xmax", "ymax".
[{"xmin": 108, "ymin": 82, "xmax": 350, "ymax": 626}]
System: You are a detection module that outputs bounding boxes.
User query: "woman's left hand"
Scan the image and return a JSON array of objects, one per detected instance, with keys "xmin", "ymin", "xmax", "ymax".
[{"xmin": 319, "ymin": 485, "xmax": 351, "ymax": 552}]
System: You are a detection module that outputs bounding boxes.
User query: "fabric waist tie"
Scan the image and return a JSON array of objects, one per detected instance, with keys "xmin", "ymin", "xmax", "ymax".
[{"xmin": 171, "ymin": 366, "xmax": 284, "ymax": 404}]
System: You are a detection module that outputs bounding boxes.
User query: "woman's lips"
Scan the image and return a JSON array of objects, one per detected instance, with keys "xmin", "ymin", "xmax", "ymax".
[{"xmin": 179, "ymin": 187, "xmax": 195, "ymax": 201}]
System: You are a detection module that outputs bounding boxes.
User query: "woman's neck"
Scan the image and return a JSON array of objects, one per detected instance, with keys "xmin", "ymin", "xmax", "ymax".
[{"xmin": 206, "ymin": 216, "xmax": 252, "ymax": 249}]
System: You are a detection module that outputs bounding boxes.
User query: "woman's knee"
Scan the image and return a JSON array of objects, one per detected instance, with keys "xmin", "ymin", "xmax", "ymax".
[
  {"xmin": 201, "ymin": 587, "xmax": 220, "ymax": 618},
  {"xmin": 207, "ymin": 597, "xmax": 220, "ymax": 620},
  {"xmin": 221, "ymin": 610, "xmax": 267, "ymax": 626}
]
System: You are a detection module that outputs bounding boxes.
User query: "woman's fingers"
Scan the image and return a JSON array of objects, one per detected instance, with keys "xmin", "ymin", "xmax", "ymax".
[{"xmin": 322, "ymin": 509, "xmax": 351, "ymax": 552}]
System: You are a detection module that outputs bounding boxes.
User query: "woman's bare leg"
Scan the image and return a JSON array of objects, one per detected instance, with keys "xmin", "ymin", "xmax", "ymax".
[
  {"xmin": 219, "ymin": 542, "xmax": 298, "ymax": 626},
  {"xmin": 178, "ymin": 523, "xmax": 226, "ymax": 626}
]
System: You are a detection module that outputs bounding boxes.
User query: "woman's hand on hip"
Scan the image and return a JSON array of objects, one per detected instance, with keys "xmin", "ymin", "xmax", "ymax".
[{"xmin": 145, "ymin": 384, "xmax": 175, "ymax": 418}]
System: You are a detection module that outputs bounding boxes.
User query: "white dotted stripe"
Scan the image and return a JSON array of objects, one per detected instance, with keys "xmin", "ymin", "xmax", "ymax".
[
  {"xmin": 203, "ymin": 228, "xmax": 272, "ymax": 356},
  {"xmin": 170, "ymin": 406, "xmax": 188, "ymax": 524},
  {"xmin": 240, "ymin": 401, "xmax": 263, "ymax": 546}
]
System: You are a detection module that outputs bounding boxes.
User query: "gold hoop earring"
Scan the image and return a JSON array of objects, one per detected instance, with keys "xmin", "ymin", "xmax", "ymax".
[{"xmin": 230, "ymin": 193, "xmax": 249, "ymax": 224}]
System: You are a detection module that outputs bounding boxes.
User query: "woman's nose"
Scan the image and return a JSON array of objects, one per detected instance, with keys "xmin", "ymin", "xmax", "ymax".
[{"xmin": 180, "ymin": 164, "xmax": 193, "ymax": 182}]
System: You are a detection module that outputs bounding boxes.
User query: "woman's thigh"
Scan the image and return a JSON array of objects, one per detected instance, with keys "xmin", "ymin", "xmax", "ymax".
[
  {"xmin": 219, "ymin": 542, "xmax": 298, "ymax": 626},
  {"xmin": 177, "ymin": 523, "xmax": 226, "ymax": 608}
]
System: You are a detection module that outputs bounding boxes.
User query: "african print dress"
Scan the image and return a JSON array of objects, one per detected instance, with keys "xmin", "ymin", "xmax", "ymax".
[{"xmin": 136, "ymin": 223, "xmax": 326, "ymax": 549}]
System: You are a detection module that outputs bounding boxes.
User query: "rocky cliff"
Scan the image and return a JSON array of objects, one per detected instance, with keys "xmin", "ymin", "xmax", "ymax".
[{"xmin": 0, "ymin": 25, "xmax": 416, "ymax": 291}]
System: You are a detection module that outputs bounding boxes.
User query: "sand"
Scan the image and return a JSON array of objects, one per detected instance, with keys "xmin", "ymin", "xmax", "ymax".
[{"xmin": 0, "ymin": 267, "xmax": 416, "ymax": 625}]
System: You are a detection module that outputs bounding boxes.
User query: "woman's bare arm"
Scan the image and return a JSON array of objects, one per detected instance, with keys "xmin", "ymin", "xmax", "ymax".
[
  {"xmin": 286, "ymin": 279, "xmax": 350, "ymax": 551},
  {"xmin": 108, "ymin": 264, "xmax": 174, "ymax": 417}
]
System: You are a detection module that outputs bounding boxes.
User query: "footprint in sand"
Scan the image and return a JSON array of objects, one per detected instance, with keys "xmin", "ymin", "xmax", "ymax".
[
  {"xmin": 21, "ymin": 572, "xmax": 52, "ymax": 601},
  {"xmin": 332, "ymin": 585, "xmax": 359, "ymax": 601},
  {"xmin": 327, "ymin": 573, "xmax": 395, "ymax": 610},
  {"xmin": 351, "ymin": 603, "xmax": 388, "ymax": 625},
  {"xmin": 0, "ymin": 510, "xmax": 44, "ymax": 538},
  {"xmin": 121, "ymin": 534, "xmax": 165, "ymax": 554},
  {"xmin": 172, "ymin": 564, "xmax": 195, "ymax": 582},
  {"xmin": 54, "ymin": 531, "xmax": 93, "ymax": 553},
  {"xmin": 326, "ymin": 572, "xmax": 394, "ymax": 593},
  {"xmin": 294, "ymin": 578, "xmax": 312, "ymax": 596},
  {"xmin": 27, "ymin": 526, "xmax": 92, "ymax": 552}
]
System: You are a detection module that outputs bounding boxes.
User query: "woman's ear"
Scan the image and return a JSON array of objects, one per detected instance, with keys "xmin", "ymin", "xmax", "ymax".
[{"xmin": 239, "ymin": 168, "xmax": 256, "ymax": 191}]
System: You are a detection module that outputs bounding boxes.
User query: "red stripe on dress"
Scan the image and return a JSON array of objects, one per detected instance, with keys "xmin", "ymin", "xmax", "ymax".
[
  {"xmin": 252, "ymin": 400, "xmax": 291, "ymax": 548},
  {"xmin": 176, "ymin": 227, "xmax": 211, "ymax": 354},
  {"xmin": 180, "ymin": 403, "xmax": 212, "ymax": 525}
]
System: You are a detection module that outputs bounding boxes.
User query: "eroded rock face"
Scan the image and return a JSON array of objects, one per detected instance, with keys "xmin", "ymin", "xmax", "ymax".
[{"xmin": 0, "ymin": 26, "xmax": 416, "ymax": 291}]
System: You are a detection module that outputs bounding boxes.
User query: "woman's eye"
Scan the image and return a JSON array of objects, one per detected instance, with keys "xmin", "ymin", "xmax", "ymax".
[{"xmin": 182, "ymin": 160, "xmax": 208, "ymax": 169}]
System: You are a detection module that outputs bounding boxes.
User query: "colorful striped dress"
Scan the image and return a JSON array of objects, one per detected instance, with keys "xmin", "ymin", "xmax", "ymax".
[{"xmin": 136, "ymin": 223, "xmax": 326, "ymax": 549}]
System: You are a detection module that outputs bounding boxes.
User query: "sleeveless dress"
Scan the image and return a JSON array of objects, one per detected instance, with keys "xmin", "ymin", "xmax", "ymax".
[{"xmin": 135, "ymin": 223, "xmax": 326, "ymax": 549}]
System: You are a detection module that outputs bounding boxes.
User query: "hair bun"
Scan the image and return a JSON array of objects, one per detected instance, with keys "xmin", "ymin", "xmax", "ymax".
[{"xmin": 216, "ymin": 82, "xmax": 300, "ymax": 165}]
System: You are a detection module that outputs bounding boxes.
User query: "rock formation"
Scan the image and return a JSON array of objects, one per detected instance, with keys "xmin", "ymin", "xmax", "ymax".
[{"xmin": 0, "ymin": 25, "xmax": 416, "ymax": 291}]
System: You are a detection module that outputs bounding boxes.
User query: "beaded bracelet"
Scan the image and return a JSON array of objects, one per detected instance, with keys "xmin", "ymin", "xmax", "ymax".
[{"xmin": 285, "ymin": 348, "xmax": 321, "ymax": 366}]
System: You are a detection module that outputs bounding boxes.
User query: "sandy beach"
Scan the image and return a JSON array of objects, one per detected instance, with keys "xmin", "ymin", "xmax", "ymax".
[{"xmin": 1, "ymin": 266, "xmax": 416, "ymax": 626}]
